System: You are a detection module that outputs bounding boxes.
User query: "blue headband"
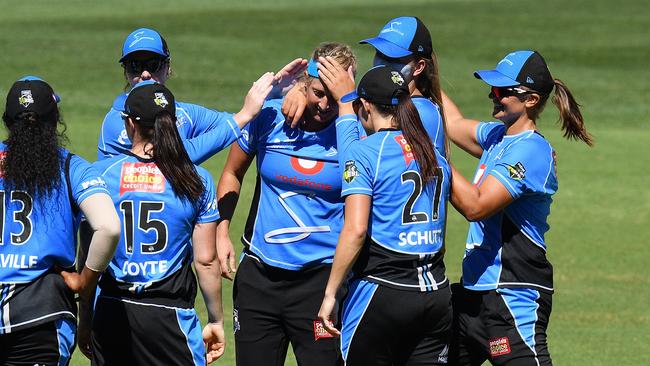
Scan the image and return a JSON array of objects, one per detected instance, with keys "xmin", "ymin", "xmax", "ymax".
[{"xmin": 307, "ymin": 59, "xmax": 319, "ymax": 78}]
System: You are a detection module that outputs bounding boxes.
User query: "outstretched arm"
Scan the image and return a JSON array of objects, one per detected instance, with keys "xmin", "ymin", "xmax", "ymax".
[{"xmin": 441, "ymin": 90, "xmax": 483, "ymax": 158}]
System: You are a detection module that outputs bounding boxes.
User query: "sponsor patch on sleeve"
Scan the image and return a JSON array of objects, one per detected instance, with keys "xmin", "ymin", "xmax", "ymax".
[
  {"xmin": 119, "ymin": 162, "xmax": 166, "ymax": 196},
  {"xmin": 313, "ymin": 320, "xmax": 334, "ymax": 340},
  {"xmin": 394, "ymin": 135, "xmax": 414, "ymax": 166},
  {"xmin": 506, "ymin": 162, "xmax": 526, "ymax": 180},
  {"xmin": 343, "ymin": 160, "xmax": 359, "ymax": 183},
  {"xmin": 489, "ymin": 337, "xmax": 511, "ymax": 358},
  {"xmin": 81, "ymin": 177, "xmax": 107, "ymax": 190}
]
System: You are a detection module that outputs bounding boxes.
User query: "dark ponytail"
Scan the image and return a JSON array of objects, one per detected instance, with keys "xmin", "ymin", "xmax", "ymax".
[
  {"xmin": 376, "ymin": 93, "xmax": 440, "ymax": 183},
  {"xmin": 551, "ymin": 79, "xmax": 593, "ymax": 146},
  {"xmin": 141, "ymin": 112, "xmax": 204, "ymax": 204},
  {"xmin": 1, "ymin": 111, "xmax": 67, "ymax": 197},
  {"xmin": 414, "ymin": 53, "xmax": 450, "ymax": 158}
]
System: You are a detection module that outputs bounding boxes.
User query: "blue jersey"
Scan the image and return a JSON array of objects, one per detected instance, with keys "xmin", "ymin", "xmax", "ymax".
[
  {"xmin": 0, "ymin": 146, "xmax": 108, "ymax": 332},
  {"xmin": 93, "ymin": 153, "xmax": 218, "ymax": 293},
  {"xmin": 98, "ymin": 93, "xmax": 241, "ymax": 164},
  {"xmin": 341, "ymin": 128, "xmax": 451, "ymax": 292},
  {"xmin": 239, "ymin": 98, "xmax": 362, "ymax": 270},
  {"xmin": 413, "ymin": 96, "xmax": 446, "ymax": 158},
  {"xmin": 462, "ymin": 122, "xmax": 557, "ymax": 293}
]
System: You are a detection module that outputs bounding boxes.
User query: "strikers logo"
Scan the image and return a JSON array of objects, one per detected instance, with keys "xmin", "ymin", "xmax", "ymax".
[
  {"xmin": 489, "ymin": 337, "xmax": 511, "ymax": 358},
  {"xmin": 394, "ymin": 135, "xmax": 414, "ymax": 165},
  {"xmin": 343, "ymin": 160, "xmax": 359, "ymax": 183},
  {"xmin": 19, "ymin": 90, "xmax": 34, "ymax": 108},
  {"xmin": 119, "ymin": 162, "xmax": 166, "ymax": 196},
  {"xmin": 506, "ymin": 162, "xmax": 526, "ymax": 180},
  {"xmin": 391, "ymin": 71, "xmax": 405, "ymax": 86},
  {"xmin": 154, "ymin": 92, "xmax": 169, "ymax": 108}
]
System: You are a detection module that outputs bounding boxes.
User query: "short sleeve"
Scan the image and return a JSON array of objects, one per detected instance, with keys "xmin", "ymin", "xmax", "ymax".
[
  {"xmin": 341, "ymin": 144, "xmax": 374, "ymax": 197},
  {"xmin": 488, "ymin": 138, "xmax": 556, "ymax": 199},
  {"xmin": 69, "ymin": 155, "xmax": 110, "ymax": 205},
  {"xmin": 236, "ymin": 100, "xmax": 281, "ymax": 156},
  {"xmin": 197, "ymin": 169, "xmax": 219, "ymax": 223},
  {"xmin": 476, "ymin": 122, "xmax": 506, "ymax": 151}
]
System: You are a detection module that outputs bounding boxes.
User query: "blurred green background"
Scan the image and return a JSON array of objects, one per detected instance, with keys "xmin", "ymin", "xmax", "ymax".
[{"xmin": 1, "ymin": 0, "xmax": 647, "ymax": 364}]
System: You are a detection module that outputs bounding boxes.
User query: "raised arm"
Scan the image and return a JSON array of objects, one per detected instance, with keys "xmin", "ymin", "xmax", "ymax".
[
  {"xmin": 191, "ymin": 221, "xmax": 225, "ymax": 364},
  {"xmin": 216, "ymin": 143, "xmax": 254, "ymax": 280},
  {"xmin": 441, "ymin": 90, "xmax": 483, "ymax": 158}
]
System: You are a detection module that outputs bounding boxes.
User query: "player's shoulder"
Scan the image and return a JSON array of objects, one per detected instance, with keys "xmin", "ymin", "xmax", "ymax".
[
  {"xmin": 110, "ymin": 93, "xmax": 128, "ymax": 113},
  {"xmin": 412, "ymin": 96, "xmax": 440, "ymax": 114},
  {"xmin": 92, "ymin": 153, "xmax": 130, "ymax": 176}
]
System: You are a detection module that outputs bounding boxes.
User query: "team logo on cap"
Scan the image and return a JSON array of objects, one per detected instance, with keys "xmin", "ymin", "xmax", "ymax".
[
  {"xmin": 391, "ymin": 71, "xmax": 405, "ymax": 86},
  {"xmin": 18, "ymin": 90, "xmax": 34, "ymax": 108},
  {"xmin": 129, "ymin": 30, "xmax": 155, "ymax": 47},
  {"xmin": 381, "ymin": 21, "xmax": 404, "ymax": 36},
  {"xmin": 154, "ymin": 92, "xmax": 169, "ymax": 108}
]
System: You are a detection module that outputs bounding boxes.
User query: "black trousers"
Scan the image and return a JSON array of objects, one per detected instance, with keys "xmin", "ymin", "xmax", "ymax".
[{"xmin": 233, "ymin": 254, "xmax": 341, "ymax": 366}]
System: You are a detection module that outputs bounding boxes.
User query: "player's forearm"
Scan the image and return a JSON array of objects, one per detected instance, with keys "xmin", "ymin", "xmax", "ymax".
[
  {"xmin": 195, "ymin": 260, "xmax": 224, "ymax": 323},
  {"xmin": 324, "ymin": 224, "xmax": 366, "ymax": 298},
  {"xmin": 79, "ymin": 193, "xmax": 121, "ymax": 272},
  {"xmin": 216, "ymin": 170, "xmax": 243, "ymax": 224}
]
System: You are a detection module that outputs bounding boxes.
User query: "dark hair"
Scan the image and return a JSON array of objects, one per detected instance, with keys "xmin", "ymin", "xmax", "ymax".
[
  {"xmin": 413, "ymin": 53, "xmax": 450, "ymax": 157},
  {"xmin": 528, "ymin": 79, "xmax": 593, "ymax": 146},
  {"xmin": 375, "ymin": 92, "xmax": 440, "ymax": 182},
  {"xmin": 137, "ymin": 112, "xmax": 204, "ymax": 204},
  {"xmin": 1, "ymin": 110, "xmax": 67, "ymax": 198}
]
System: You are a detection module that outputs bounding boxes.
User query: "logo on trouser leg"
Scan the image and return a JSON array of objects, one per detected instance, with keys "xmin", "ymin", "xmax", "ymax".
[
  {"xmin": 313, "ymin": 320, "xmax": 334, "ymax": 341},
  {"xmin": 489, "ymin": 337, "xmax": 511, "ymax": 357},
  {"xmin": 438, "ymin": 344, "xmax": 449, "ymax": 363},
  {"xmin": 233, "ymin": 309, "xmax": 240, "ymax": 334}
]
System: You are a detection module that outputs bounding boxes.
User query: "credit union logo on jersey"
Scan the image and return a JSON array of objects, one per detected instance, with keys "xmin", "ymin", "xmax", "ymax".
[{"xmin": 119, "ymin": 162, "xmax": 166, "ymax": 196}]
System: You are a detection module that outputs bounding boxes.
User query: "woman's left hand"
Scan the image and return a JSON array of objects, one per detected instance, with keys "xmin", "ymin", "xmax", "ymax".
[
  {"xmin": 317, "ymin": 56, "xmax": 355, "ymax": 102},
  {"xmin": 203, "ymin": 322, "xmax": 226, "ymax": 364},
  {"xmin": 317, "ymin": 294, "xmax": 341, "ymax": 337}
]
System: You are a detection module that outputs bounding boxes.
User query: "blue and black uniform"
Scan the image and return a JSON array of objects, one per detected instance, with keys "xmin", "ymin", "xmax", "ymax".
[
  {"xmin": 451, "ymin": 122, "xmax": 556, "ymax": 366},
  {"xmin": 338, "ymin": 125, "xmax": 452, "ymax": 365},
  {"xmin": 90, "ymin": 153, "xmax": 219, "ymax": 366},
  {"xmin": 234, "ymin": 98, "xmax": 363, "ymax": 366},
  {"xmin": 98, "ymin": 93, "xmax": 241, "ymax": 163},
  {"xmin": 0, "ymin": 146, "xmax": 108, "ymax": 366}
]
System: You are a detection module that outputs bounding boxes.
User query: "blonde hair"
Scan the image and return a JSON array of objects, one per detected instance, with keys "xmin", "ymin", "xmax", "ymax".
[{"xmin": 309, "ymin": 42, "xmax": 357, "ymax": 79}]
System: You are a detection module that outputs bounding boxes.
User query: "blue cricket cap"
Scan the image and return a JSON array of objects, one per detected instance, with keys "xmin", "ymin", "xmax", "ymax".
[
  {"xmin": 120, "ymin": 28, "xmax": 170, "ymax": 62},
  {"xmin": 307, "ymin": 59, "xmax": 319, "ymax": 78},
  {"xmin": 341, "ymin": 65, "xmax": 408, "ymax": 106},
  {"xmin": 474, "ymin": 50, "xmax": 554, "ymax": 95},
  {"xmin": 360, "ymin": 16, "xmax": 433, "ymax": 59}
]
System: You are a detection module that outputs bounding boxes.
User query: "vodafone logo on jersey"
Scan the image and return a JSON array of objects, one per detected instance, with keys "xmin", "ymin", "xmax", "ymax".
[
  {"xmin": 119, "ymin": 162, "xmax": 166, "ymax": 196},
  {"xmin": 290, "ymin": 156, "xmax": 324, "ymax": 175}
]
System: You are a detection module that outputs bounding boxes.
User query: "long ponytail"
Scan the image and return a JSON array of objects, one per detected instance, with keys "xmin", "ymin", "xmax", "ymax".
[
  {"xmin": 414, "ymin": 53, "xmax": 450, "ymax": 158},
  {"xmin": 144, "ymin": 112, "xmax": 204, "ymax": 204},
  {"xmin": 1, "ymin": 111, "xmax": 67, "ymax": 197},
  {"xmin": 551, "ymin": 79, "xmax": 593, "ymax": 146},
  {"xmin": 376, "ymin": 92, "xmax": 440, "ymax": 183}
]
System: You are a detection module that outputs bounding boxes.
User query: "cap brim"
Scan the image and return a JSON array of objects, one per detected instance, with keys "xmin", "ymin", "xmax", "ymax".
[
  {"xmin": 360, "ymin": 37, "xmax": 412, "ymax": 59},
  {"xmin": 473, "ymin": 69, "xmax": 520, "ymax": 87},
  {"xmin": 341, "ymin": 91, "xmax": 359, "ymax": 103},
  {"xmin": 119, "ymin": 47, "xmax": 168, "ymax": 62}
]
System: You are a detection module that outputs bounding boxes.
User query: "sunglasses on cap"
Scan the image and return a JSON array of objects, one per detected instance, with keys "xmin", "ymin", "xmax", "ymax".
[
  {"xmin": 123, "ymin": 58, "xmax": 167, "ymax": 75},
  {"xmin": 489, "ymin": 86, "xmax": 537, "ymax": 99}
]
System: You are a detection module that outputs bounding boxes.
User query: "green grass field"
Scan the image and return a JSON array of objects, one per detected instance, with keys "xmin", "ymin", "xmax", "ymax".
[{"xmin": 1, "ymin": 0, "xmax": 648, "ymax": 364}]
